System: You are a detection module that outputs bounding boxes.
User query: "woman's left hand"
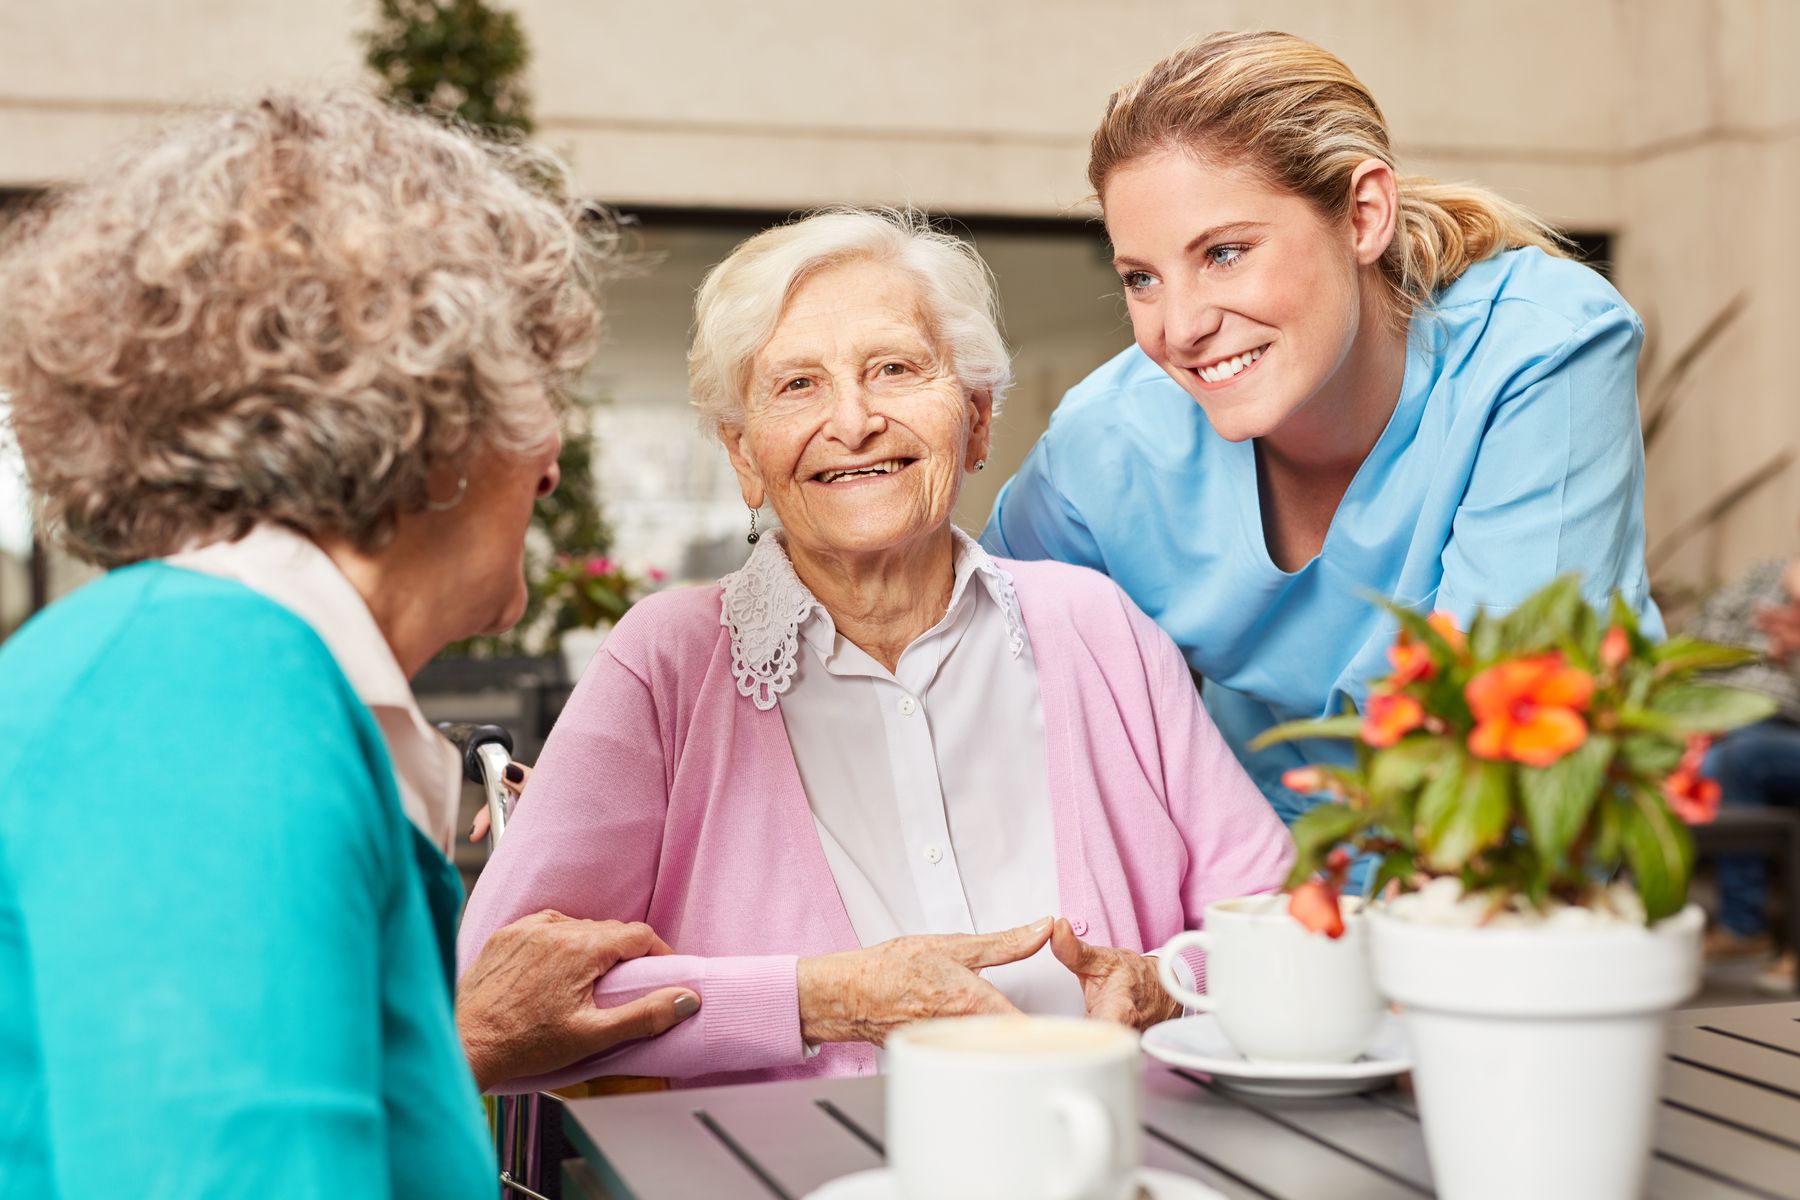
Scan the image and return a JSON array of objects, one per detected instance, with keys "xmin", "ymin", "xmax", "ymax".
[{"xmin": 1049, "ymin": 918, "xmax": 1183, "ymax": 1031}]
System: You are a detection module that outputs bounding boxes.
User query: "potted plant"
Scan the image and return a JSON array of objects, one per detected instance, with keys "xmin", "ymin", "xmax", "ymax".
[
  {"xmin": 1256, "ymin": 576, "xmax": 1774, "ymax": 1200},
  {"xmin": 540, "ymin": 554, "xmax": 661, "ymax": 679}
]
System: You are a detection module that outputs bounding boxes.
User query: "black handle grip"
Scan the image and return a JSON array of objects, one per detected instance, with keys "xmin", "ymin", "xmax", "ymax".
[{"xmin": 435, "ymin": 722, "xmax": 515, "ymax": 784}]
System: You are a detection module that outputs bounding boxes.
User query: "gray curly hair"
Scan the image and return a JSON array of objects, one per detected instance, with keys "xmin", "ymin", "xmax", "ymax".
[{"xmin": 0, "ymin": 89, "xmax": 611, "ymax": 567}]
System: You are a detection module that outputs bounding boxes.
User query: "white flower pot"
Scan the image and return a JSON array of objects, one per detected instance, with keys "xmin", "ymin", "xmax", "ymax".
[
  {"xmin": 1367, "ymin": 903, "xmax": 1702, "ymax": 1200},
  {"xmin": 559, "ymin": 623, "xmax": 612, "ymax": 681}
]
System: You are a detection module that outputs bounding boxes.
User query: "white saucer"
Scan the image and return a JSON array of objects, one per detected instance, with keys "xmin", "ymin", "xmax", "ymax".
[
  {"xmin": 803, "ymin": 1166, "xmax": 1224, "ymax": 1199},
  {"xmin": 1140, "ymin": 1012, "xmax": 1411, "ymax": 1098}
]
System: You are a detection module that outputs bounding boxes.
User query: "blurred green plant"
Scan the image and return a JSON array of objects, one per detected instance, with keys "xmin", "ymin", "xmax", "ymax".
[
  {"xmin": 1256, "ymin": 576, "xmax": 1775, "ymax": 929},
  {"xmin": 364, "ymin": 0, "xmax": 533, "ymax": 134}
]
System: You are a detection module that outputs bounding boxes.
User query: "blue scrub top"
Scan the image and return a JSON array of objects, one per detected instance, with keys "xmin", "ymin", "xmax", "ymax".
[{"xmin": 981, "ymin": 247, "xmax": 1665, "ymax": 824}]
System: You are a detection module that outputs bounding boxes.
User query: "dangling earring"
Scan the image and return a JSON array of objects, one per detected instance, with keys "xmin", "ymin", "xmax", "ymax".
[
  {"xmin": 974, "ymin": 459, "xmax": 987, "ymax": 472},
  {"xmin": 746, "ymin": 505, "xmax": 760, "ymax": 545}
]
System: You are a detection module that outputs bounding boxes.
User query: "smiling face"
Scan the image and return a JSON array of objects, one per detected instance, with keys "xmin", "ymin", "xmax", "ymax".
[
  {"xmin": 1103, "ymin": 149, "xmax": 1376, "ymax": 444},
  {"xmin": 723, "ymin": 257, "xmax": 991, "ymax": 564}
]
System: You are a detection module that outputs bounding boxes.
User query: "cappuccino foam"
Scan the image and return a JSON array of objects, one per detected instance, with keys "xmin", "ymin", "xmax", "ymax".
[{"xmin": 903, "ymin": 1017, "xmax": 1133, "ymax": 1056}]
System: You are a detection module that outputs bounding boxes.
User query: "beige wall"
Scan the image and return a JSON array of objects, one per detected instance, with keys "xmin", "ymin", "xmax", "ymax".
[{"xmin": 2, "ymin": 0, "xmax": 1795, "ymax": 591}]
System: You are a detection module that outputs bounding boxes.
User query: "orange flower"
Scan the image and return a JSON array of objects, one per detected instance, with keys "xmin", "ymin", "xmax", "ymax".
[
  {"xmin": 1600, "ymin": 626, "xmax": 1631, "ymax": 671},
  {"xmin": 1362, "ymin": 690, "xmax": 1425, "ymax": 747},
  {"xmin": 1288, "ymin": 880, "xmax": 1345, "ymax": 939},
  {"xmin": 1282, "ymin": 766, "xmax": 1327, "ymax": 793},
  {"xmin": 1427, "ymin": 610, "xmax": 1466, "ymax": 653},
  {"xmin": 1386, "ymin": 638, "xmax": 1435, "ymax": 686},
  {"xmin": 1664, "ymin": 734, "xmax": 1719, "ymax": 823},
  {"xmin": 1664, "ymin": 768, "xmax": 1721, "ymax": 824},
  {"xmin": 1465, "ymin": 653, "xmax": 1595, "ymax": 767}
]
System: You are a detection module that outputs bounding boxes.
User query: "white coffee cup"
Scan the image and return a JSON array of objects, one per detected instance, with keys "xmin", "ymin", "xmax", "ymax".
[
  {"xmin": 1156, "ymin": 894, "xmax": 1384, "ymax": 1064},
  {"xmin": 885, "ymin": 1015, "xmax": 1140, "ymax": 1200}
]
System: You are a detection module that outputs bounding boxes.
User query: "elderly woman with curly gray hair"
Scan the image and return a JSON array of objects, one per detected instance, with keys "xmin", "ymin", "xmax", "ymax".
[
  {"xmin": 0, "ymin": 92, "xmax": 701, "ymax": 1197},
  {"xmin": 458, "ymin": 209, "xmax": 1295, "ymax": 1092}
]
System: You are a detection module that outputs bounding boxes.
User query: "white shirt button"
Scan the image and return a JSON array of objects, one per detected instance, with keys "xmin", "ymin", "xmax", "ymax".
[
  {"xmin": 924, "ymin": 844, "xmax": 944, "ymax": 864},
  {"xmin": 897, "ymin": 694, "xmax": 918, "ymax": 716}
]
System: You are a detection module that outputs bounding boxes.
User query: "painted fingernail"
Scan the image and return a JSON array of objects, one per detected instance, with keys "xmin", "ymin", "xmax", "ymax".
[
  {"xmin": 504, "ymin": 764, "xmax": 524, "ymax": 784},
  {"xmin": 673, "ymin": 993, "xmax": 700, "ymax": 1018}
]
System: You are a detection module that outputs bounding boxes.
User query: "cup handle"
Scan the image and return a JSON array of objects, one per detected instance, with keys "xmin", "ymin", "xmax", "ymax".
[
  {"xmin": 1046, "ymin": 1087, "xmax": 1116, "ymax": 1200},
  {"xmin": 1155, "ymin": 930, "xmax": 1217, "ymax": 1013}
]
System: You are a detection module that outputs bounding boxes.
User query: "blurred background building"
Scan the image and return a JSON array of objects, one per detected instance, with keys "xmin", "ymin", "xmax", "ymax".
[{"xmin": 2, "ymin": 0, "xmax": 1796, "ymax": 635}]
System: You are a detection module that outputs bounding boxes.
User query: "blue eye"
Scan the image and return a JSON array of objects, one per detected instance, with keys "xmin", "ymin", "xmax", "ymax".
[
  {"xmin": 1208, "ymin": 245, "xmax": 1247, "ymax": 268},
  {"xmin": 1120, "ymin": 270, "xmax": 1156, "ymax": 292}
]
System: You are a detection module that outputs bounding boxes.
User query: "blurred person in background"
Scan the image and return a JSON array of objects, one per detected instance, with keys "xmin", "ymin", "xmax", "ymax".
[
  {"xmin": 0, "ymin": 91, "xmax": 697, "ymax": 1197},
  {"xmin": 1691, "ymin": 555, "xmax": 1800, "ymax": 992},
  {"xmin": 457, "ymin": 209, "xmax": 1294, "ymax": 1091},
  {"xmin": 983, "ymin": 30, "xmax": 1663, "ymax": 838}
]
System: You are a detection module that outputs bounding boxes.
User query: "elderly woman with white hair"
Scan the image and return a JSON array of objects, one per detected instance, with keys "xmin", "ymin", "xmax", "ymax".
[{"xmin": 458, "ymin": 209, "xmax": 1295, "ymax": 1090}]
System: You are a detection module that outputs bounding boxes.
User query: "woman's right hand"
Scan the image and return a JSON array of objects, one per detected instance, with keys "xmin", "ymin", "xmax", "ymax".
[{"xmin": 796, "ymin": 918, "xmax": 1053, "ymax": 1046}]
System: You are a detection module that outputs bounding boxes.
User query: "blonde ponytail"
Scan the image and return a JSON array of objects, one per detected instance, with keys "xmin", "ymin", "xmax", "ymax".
[{"xmin": 1090, "ymin": 32, "xmax": 1568, "ymax": 329}]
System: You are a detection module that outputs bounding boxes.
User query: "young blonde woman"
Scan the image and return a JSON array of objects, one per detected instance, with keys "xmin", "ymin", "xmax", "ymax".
[{"xmin": 982, "ymin": 31, "xmax": 1663, "ymax": 826}]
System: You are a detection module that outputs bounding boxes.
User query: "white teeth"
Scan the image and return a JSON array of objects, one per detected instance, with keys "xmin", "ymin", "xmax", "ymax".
[
  {"xmin": 818, "ymin": 458, "xmax": 906, "ymax": 484},
  {"xmin": 1196, "ymin": 345, "xmax": 1266, "ymax": 384}
]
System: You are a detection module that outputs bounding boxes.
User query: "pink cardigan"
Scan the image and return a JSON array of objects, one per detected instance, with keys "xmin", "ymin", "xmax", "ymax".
[{"xmin": 457, "ymin": 557, "xmax": 1294, "ymax": 1091}]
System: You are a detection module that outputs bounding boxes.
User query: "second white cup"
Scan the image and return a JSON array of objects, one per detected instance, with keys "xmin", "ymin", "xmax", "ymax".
[
  {"xmin": 885, "ymin": 1015, "xmax": 1140, "ymax": 1200},
  {"xmin": 1157, "ymin": 893, "xmax": 1384, "ymax": 1064}
]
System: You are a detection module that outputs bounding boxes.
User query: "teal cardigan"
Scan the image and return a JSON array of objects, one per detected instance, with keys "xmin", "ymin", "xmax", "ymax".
[{"xmin": 0, "ymin": 563, "xmax": 494, "ymax": 1197}]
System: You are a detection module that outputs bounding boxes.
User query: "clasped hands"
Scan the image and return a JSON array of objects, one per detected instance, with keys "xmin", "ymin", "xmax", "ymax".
[{"xmin": 797, "ymin": 916, "xmax": 1182, "ymax": 1047}]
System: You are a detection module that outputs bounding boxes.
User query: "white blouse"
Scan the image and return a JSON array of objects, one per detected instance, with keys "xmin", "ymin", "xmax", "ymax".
[{"xmin": 721, "ymin": 529, "xmax": 1083, "ymax": 1018}]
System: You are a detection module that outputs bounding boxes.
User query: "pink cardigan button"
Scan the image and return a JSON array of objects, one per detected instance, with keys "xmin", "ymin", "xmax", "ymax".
[{"xmin": 1070, "ymin": 918, "xmax": 1089, "ymax": 937}]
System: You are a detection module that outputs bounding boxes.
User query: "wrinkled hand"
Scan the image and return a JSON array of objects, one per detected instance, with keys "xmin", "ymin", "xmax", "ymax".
[
  {"xmin": 797, "ymin": 918, "xmax": 1053, "ymax": 1046},
  {"xmin": 1050, "ymin": 918, "xmax": 1182, "ymax": 1031},
  {"xmin": 457, "ymin": 911, "xmax": 698, "ymax": 1090},
  {"xmin": 468, "ymin": 761, "xmax": 531, "ymax": 843},
  {"xmin": 1756, "ymin": 602, "xmax": 1800, "ymax": 664}
]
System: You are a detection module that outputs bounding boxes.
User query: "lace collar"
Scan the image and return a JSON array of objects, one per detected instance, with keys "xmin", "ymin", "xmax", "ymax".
[{"xmin": 718, "ymin": 527, "xmax": 1025, "ymax": 710}]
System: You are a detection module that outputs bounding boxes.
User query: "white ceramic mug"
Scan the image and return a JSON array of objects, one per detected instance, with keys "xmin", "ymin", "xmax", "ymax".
[
  {"xmin": 1156, "ymin": 894, "xmax": 1385, "ymax": 1064},
  {"xmin": 885, "ymin": 1015, "xmax": 1140, "ymax": 1200}
]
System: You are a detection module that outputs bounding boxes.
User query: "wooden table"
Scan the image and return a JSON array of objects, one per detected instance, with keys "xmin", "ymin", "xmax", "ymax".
[{"xmin": 561, "ymin": 1001, "xmax": 1800, "ymax": 1199}]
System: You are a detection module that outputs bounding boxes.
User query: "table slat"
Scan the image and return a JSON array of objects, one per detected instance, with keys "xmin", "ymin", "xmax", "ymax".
[
  {"xmin": 1702, "ymin": 1007, "xmax": 1800, "ymax": 1057},
  {"xmin": 698, "ymin": 1083, "xmax": 885, "ymax": 1197},
  {"xmin": 1143, "ymin": 1070, "xmax": 1422, "ymax": 1199},
  {"xmin": 1185, "ymin": 1082, "xmax": 1435, "ymax": 1191},
  {"xmin": 1652, "ymin": 1104, "xmax": 1800, "ymax": 1198},
  {"xmin": 563, "ymin": 1089, "xmax": 779, "ymax": 1200},
  {"xmin": 1670, "ymin": 1026, "xmax": 1800, "ymax": 1098},
  {"xmin": 1663, "ymin": 1060, "xmax": 1800, "ymax": 1149}
]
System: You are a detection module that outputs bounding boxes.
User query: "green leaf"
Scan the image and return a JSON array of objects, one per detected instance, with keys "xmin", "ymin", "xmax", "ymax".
[
  {"xmin": 1283, "ymin": 803, "xmax": 1374, "ymax": 889},
  {"xmin": 1593, "ymin": 793, "xmax": 1624, "ymax": 869},
  {"xmin": 1368, "ymin": 736, "xmax": 1455, "ymax": 799},
  {"xmin": 1497, "ymin": 575, "xmax": 1585, "ymax": 654},
  {"xmin": 1609, "ymin": 593, "xmax": 1642, "ymax": 640},
  {"xmin": 1621, "ymin": 784, "xmax": 1695, "ymax": 922},
  {"xmin": 1649, "ymin": 683, "xmax": 1778, "ymax": 734},
  {"xmin": 1421, "ymin": 753, "xmax": 1512, "ymax": 873},
  {"xmin": 1652, "ymin": 637, "xmax": 1762, "ymax": 677},
  {"xmin": 1249, "ymin": 714, "xmax": 1364, "ymax": 751},
  {"xmin": 1469, "ymin": 609, "xmax": 1504, "ymax": 662},
  {"xmin": 1517, "ymin": 735, "xmax": 1615, "ymax": 871},
  {"xmin": 1370, "ymin": 850, "xmax": 1418, "ymax": 898},
  {"xmin": 1619, "ymin": 735, "xmax": 1684, "ymax": 777}
]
